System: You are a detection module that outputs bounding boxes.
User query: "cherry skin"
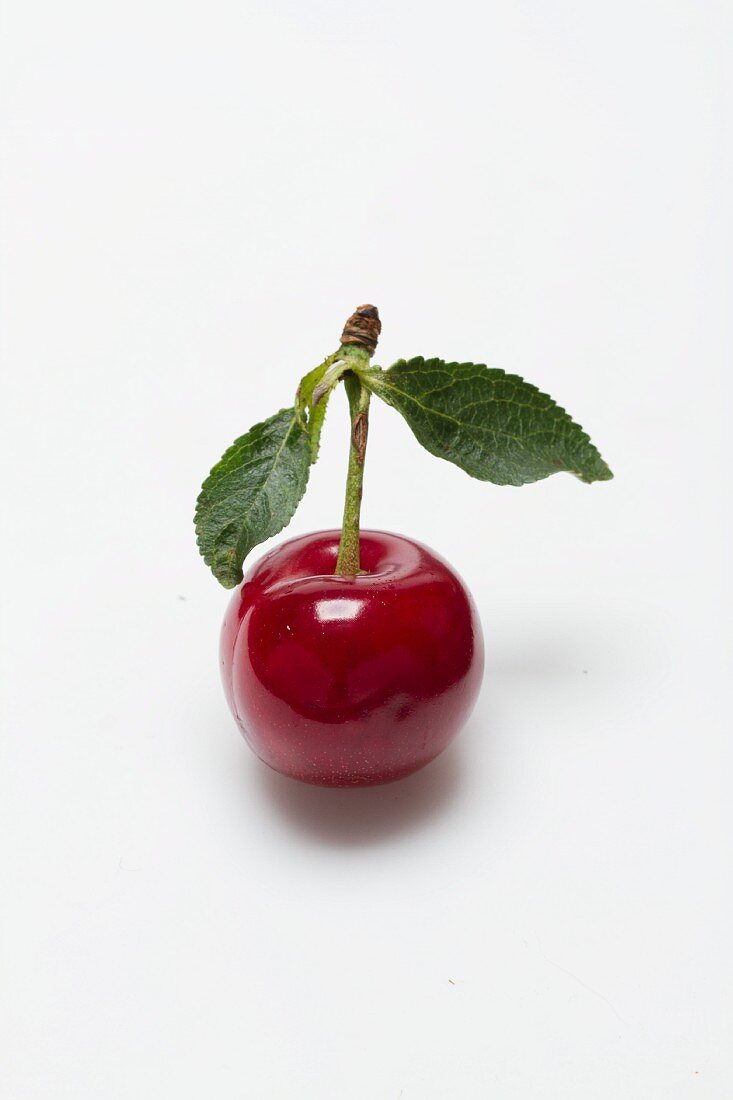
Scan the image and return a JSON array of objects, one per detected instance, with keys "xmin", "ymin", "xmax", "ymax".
[{"xmin": 220, "ymin": 530, "xmax": 484, "ymax": 787}]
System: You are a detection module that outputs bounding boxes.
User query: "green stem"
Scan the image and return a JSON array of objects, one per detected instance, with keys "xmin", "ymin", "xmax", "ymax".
[{"xmin": 335, "ymin": 369, "xmax": 371, "ymax": 575}]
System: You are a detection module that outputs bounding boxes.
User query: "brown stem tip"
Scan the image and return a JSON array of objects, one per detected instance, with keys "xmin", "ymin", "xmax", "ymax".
[{"xmin": 340, "ymin": 304, "xmax": 381, "ymax": 355}]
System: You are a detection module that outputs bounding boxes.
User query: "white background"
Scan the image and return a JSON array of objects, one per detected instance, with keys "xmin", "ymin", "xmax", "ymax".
[{"xmin": 1, "ymin": 1, "xmax": 731, "ymax": 1096}]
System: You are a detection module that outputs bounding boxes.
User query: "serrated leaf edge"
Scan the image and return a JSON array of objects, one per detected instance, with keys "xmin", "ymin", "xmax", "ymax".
[{"xmin": 194, "ymin": 406, "xmax": 309, "ymax": 587}]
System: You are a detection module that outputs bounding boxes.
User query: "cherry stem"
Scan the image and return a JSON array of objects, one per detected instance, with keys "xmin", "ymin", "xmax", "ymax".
[{"xmin": 335, "ymin": 366, "xmax": 371, "ymax": 575}]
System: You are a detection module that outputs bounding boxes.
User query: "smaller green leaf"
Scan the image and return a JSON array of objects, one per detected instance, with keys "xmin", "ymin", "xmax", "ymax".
[
  {"xmin": 296, "ymin": 354, "xmax": 337, "ymax": 428},
  {"xmin": 296, "ymin": 353, "xmax": 348, "ymax": 462},
  {"xmin": 305, "ymin": 388, "xmax": 331, "ymax": 464},
  {"xmin": 360, "ymin": 358, "xmax": 612, "ymax": 486},
  {"xmin": 195, "ymin": 407, "xmax": 311, "ymax": 588}
]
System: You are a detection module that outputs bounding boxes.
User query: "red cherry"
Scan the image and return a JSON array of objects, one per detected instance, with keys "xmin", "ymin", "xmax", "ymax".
[{"xmin": 220, "ymin": 530, "xmax": 483, "ymax": 787}]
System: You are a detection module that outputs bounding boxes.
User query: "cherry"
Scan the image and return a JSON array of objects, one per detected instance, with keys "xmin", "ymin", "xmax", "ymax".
[
  {"xmin": 220, "ymin": 530, "xmax": 483, "ymax": 787},
  {"xmin": 198, "ymin": 305, "xmax": 610, "ymax": 792}
]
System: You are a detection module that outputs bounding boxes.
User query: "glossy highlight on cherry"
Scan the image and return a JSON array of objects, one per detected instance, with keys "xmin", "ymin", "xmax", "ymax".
[{"xmin": 221, "ymin": 531, "xmax": 484, "ymax": 787}]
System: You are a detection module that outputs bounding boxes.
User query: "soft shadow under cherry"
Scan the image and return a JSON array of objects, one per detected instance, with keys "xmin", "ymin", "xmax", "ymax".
[{"xmin": 252, "ymin": 734, "xmax": 467, "ymax": 847}]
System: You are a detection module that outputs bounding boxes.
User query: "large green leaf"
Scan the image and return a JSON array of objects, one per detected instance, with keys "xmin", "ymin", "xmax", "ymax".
[
  {"xmin": 195, "ymin": 407, "xmax": 311, "ymax": 587},
  {"xmin": 361, "ymin": 357, "xmax": 612, "ymax": 485}
]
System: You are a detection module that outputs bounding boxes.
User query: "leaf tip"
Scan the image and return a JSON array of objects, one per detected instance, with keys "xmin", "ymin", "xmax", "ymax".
[{"xmin": 576, "ymin": 461, "xmax": 613, "ymax": 484}]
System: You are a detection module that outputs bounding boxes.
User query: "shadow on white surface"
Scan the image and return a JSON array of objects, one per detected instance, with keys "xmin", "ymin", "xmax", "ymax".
[{"xmin": 250, "ymin": 732, "xmax": 471, "ymax": 847}]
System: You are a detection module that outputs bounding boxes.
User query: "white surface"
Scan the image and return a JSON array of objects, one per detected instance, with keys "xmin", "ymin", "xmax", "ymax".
[{"xmin": 1, "ymin": 2, "xmax": 731, "ymax": 1096}]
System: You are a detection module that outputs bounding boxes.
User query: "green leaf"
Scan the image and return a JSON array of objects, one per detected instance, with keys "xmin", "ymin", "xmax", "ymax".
[
  {"xmin": 305, "ymin": 389, "xmax": 330, "ymax": 463},
  {"xmin": 195, "ymin": 407, "xmax": 311, "ymax": 587},
  {"xmin": 360, "ymin": 357, "xmax": 612, "ymax": 486},
  {"xmin": 295, "ymin": 353, "xmax": 349, "ymax": 463},
  {"xmin": 296, "ymin": 354, "xmax": 335, "ymax": 427}
]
